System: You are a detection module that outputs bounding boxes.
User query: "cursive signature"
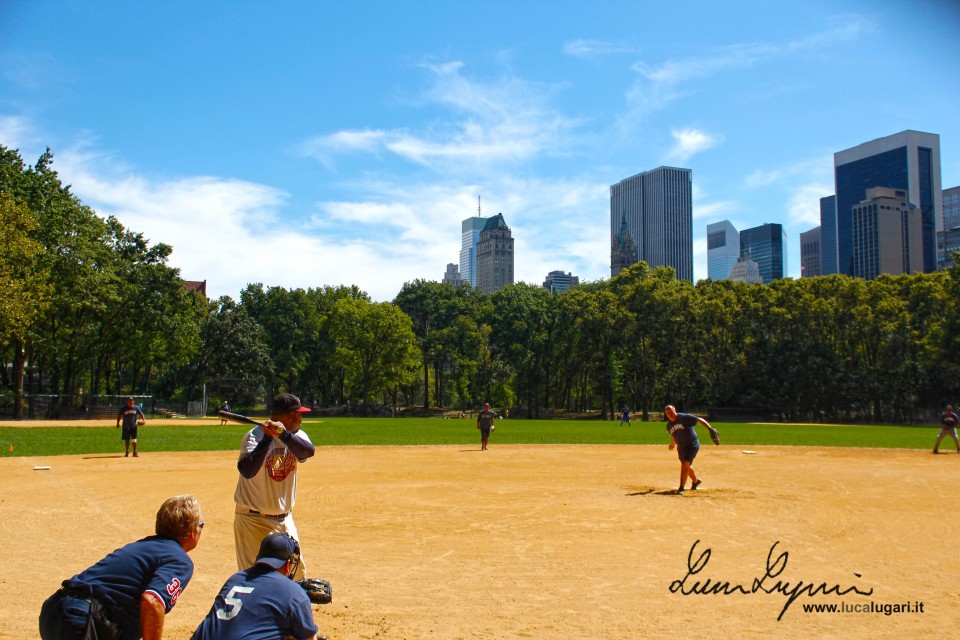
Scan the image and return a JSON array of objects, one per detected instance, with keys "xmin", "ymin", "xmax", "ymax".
[{"xmin": 668, "ymin": 540, "xmax": 874, "ymax": 621}]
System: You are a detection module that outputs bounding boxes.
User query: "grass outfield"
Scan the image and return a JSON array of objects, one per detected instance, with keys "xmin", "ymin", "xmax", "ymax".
[{"xmin": 0, "ymin": 417, "xmax": 940, "ymax": 457}]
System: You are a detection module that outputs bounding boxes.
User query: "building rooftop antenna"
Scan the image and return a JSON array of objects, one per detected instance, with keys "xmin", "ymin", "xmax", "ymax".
[{"xmin": 478, "ymin": 194, "xmax": 481, "ymax": 217}]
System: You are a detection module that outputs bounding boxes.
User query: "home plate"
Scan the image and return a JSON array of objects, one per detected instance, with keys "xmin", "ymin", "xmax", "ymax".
[
  {"xmin": 741, "ymin": 451, "xmax": 758, "ymax": 455},
  {"xmin": 33, "ymin": 465, "xmax": 51, "ymax": 470}
]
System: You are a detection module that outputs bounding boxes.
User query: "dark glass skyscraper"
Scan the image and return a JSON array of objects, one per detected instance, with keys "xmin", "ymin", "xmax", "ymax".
[
  {"xmin": 739, "ymin": 223, "xmax": 786, "ymax": 285},
  {"xmin": 833, "ymin": 130, "xmax": 942, "ymax": 275},
  {"xmin": 819, "ymin": 195, "xmax": 837, "ymax": 275}
]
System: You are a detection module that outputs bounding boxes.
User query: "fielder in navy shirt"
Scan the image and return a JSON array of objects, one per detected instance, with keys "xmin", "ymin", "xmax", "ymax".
[
  {"xmin": 192, "ymin": 532, "xmax": 320, "ymax": 640},
  {"xmin": 39, "ymin": 495, "xmax": 203, "ymax": 640},
  {"xmin": 665, "ymin": 405, "xmax": 719, "ymax": 495}
]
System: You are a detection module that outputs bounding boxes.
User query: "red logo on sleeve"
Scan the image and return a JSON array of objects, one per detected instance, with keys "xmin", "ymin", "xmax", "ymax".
[{"xmin": 166, "ymin": 578, "xmax": 183, "ymax": 604}]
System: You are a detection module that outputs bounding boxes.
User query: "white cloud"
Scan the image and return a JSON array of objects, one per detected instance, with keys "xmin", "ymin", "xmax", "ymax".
[
  {"xmin": 300, "ymin": 61, "xmax": 579, "ymax": 174},
  {"xmin": 0, "ymin": 114, "xmax": 40, "ymax": 152},
  {"xmin": 622, "ymin": 16, "xmax": 876, "ymax": 121},
  {"xmin": 665, "ymin": 127, "xmax": 722, "ymax": 163},
  {"xmin": 787, "ymin": 183, "xmax": 832, "ymax": 228},
  {"xmin": 563, "ymin": 39, "xmax": 639, "ymax": 59},
  {"xmin": 48, "ymin": 139, "xmax": 613, "ymax": 302},
  {"xmin": 743, "ymin": 155, "xmax": 833, "ymax": 191}
]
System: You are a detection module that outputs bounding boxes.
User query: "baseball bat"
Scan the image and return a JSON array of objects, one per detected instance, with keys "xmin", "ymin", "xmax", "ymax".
[{"xmin": 217, "ymin": 410, "xmax": 263, "ymax": 427}]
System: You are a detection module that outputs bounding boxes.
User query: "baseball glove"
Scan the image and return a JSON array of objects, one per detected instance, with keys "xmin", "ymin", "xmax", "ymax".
[
  {"xmin": 297, "ymin": 577, "xmax": 333, "ymax": 604},
  {"xmin": 708, "ymin": 428, "xmax": 720, "ymax": 446}
]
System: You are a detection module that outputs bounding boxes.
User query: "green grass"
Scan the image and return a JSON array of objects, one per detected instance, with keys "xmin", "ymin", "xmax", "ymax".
[{"xmin": 0, "ymin": 417, "xmax": 940, "ymax": 458}]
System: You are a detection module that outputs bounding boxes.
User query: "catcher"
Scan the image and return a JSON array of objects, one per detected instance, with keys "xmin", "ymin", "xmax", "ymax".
[
  {"xmin": 192, "ymin": 532, "xmax": 329, "ymax": 640},
  {"xmin": 664, "ymin": 405, "xmax": 720, "ymax": 494}
]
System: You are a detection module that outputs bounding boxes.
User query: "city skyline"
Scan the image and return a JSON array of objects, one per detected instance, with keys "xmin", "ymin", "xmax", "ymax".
[{"xmin": 2, "ymin": 1, "xmax": 958, "ymax": 301}]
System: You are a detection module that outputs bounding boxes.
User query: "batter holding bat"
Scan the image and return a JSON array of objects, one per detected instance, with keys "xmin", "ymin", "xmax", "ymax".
[
  {"xmin": 664, "ymin": 404, "xmax": 720, "ymax": 495},
  {"xmin": 233, "ymin": 393, "xmax": 315, "ymax": 582}
]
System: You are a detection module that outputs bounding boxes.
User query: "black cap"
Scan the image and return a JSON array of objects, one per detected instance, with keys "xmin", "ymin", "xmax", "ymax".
[
  {"xmin": 272, "ymin": 393, "xmax": 310, "ymax": 414},
  {"xmin": 256, "ymin": 532, "xmax": 300, "ymax": 569}
]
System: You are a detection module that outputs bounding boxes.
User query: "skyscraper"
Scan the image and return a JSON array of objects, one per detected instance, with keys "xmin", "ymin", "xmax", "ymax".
[
  {"xmin": 819, "ymin": 196, "xmax": 837, "ymax": 275},
  {"xmin": 610, "ymin": 166, "xmax": 693, "ymax": 282},
  {"xmin": 459, "ymin": 216, "xmax": 487, "ymax": 288},
  {"xmin": 739, "ymin": 223, "xmax": 786, "ymax": 285},
  {"xmin": 833, "ymin": 130, "xmax": 942, "ymax": 275},
  {"xmin": 729, "ymin": 255, "xmax": 762, "ymax": 284},
  {"xmin": 543, "ymin": 270, "xmax": 579, "ymax": 293},
  {"xmin": 476, "ymin": 213, "xmax": 514, "ymax": 294},
  {"xmin": 706, "ymin": 220, "xmax": 739, "ymax": 280},
  {"xmin": 851, "ymin": 187, "xmax": 923, "ymax": 279},
  {"xmin": 442, "ymin": 263, "xmax": 462, "ymax": 288},
  {"xmin": 943, "ymin": 185, "xmax": 960, "ymax": 229},
  {"xmin": 938, "ymin": 185, "xmax": 960, "ymax": 270},
  {"xmin": 800, "ymin": 226, "xmax": 822, "ymax": 278}
]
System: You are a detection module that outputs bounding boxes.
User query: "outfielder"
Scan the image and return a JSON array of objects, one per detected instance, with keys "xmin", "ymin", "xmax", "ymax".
[
  {"xmin": 192, "ymin": 532, "xmax": 322, "ymax": 640},
  {"xmin": 234, "ymin": 393, "xmax": 315, "ymax": 581},
  {"xmin": 933, "ymin": 404, "xmax": 960, "ymax": 454},
  {"xmin": 117, "ymin": 396, "xmax": 145, "ymax": 457},
  {"xmin": 665, "ymin": 405, "xmax": 720, "ymax": 494},
  {"xmin": 477, "ymin": 402, "xmax": 496, "ymax": 450}
]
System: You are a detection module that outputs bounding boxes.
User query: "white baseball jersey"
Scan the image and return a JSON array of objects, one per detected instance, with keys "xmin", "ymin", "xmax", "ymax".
[{"xmin": 234, "ymin": 426, "xmax": 313, "ymax": 515}]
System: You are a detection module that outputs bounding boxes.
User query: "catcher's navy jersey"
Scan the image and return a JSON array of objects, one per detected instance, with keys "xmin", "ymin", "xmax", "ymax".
[
  {"xmin": 666, "ymin": 413, "xmax": 701, "ymax": 448},
  {"xmin": 63, "ymin": 535, "xmax": 193, "ymax": 640},
  {"xmin": 191, "ymin": 566, "xmax": 318, "ymax": 640}
]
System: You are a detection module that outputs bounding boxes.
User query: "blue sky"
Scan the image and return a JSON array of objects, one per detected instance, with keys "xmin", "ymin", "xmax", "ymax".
[{"xmin": 2, "ymin": 0, "xmax": 958, "ymax": 301}]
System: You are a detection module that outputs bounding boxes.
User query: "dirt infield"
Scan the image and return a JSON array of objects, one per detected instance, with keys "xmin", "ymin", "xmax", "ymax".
[{"xmin": 5, "ymin": 442, "xmax": 958, "ymax": 639}]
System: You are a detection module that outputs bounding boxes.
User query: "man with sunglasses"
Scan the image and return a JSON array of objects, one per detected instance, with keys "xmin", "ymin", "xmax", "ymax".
[
  {"xmin": 40, "ymin": 495, "xmax": 204, "ymax": 640},
  {"xmin": 191, "ymin": 532, "xmax": 322, "ymax": 640}
]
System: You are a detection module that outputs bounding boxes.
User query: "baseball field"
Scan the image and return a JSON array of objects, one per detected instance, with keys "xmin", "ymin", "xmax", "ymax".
[{"xmin": 3, "ymin": 419, "xmax": 958, "ymax": 639}]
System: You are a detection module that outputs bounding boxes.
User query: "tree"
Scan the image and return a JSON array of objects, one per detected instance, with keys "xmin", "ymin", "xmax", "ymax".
[
  {"xmin": 241, "ymin": 284, "xmax": 322, "ymax": 398},
  {"xmin": 487, "ymin": 283, "xmax": 557, "ymax": 417},
  {"xmin": 328, "ymin": 298, "xmax": 419, "ymax": 408},
  {"xmin": 185, "ymin": 296, "xmax": 272, "ymax": 409},
  {"xmin": 393, "ymin": 279, "xmax": 459, "ymax": 409},
  {"xmin": 0, "ymin": 193, "xmax": 52, "ymax": 418}
]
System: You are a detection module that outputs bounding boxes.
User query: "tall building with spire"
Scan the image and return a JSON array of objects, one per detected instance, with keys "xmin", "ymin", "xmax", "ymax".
[
  {"xmin": 611, "ymin": 210, "xmax": 638, "ymax": 277},
  {"xmin": 476, "ymin": 213, "xmax": 514, "ymax": 294},
  {"xmin": 610, "ymin": 166, "xmax": 693, "ymax": 281}
]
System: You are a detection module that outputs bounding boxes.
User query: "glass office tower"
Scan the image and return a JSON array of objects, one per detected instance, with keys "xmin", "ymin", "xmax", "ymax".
[
  {"xmin": 707, "ymin": 220, "xmax": 739, "ymax": 280},
  {"xmin": 834, "ymin": 130, "xmax": 942, "ymax": 275},
  {"xmin": 819, "ymin": 195, "xmax": 837, "ymax": 275},
  {"xmin": 459, "ymin": 216, "xmax": 487, "ymax": 288},
  {"xmin": 739, "ymin": 223, "xmax": 786, "ymax": 284}
]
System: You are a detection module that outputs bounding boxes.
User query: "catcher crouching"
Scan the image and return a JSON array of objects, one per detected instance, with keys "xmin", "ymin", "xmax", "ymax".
[{"xmin": 192, "ymin": 532, "xmax": 329, "ymax": 640}]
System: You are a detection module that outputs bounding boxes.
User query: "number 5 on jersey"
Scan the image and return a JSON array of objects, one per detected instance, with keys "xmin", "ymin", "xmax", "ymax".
[{"xmin": 216, "ymin": 586, "xmax": 254, "ymax": 620}]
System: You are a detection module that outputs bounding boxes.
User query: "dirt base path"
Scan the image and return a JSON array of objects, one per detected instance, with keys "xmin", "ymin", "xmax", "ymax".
[{"xmin": 4, "ymin": 444, "xmax": 957, "ymax": 639}]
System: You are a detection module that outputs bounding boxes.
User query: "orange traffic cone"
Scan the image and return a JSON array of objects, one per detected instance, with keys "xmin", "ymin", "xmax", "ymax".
[{"xmin": 8, "ymin": 443, "xmax": 12, "ymax": 453}]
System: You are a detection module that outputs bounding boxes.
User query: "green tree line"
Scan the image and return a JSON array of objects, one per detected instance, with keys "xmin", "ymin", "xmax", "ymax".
[{"xmin": 2, "ymin": 146, "xmax": 958, "ymax": 421}]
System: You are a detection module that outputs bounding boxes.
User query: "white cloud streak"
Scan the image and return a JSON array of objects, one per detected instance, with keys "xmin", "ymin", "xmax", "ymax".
[
  {"xmin": 622, "ymin": 16, "xmax": 876, "ymax": 122},
  {"xmin": 299, "ymin": 61, "xmax": 580, "ymax": 174},
  {"xmin": 563, "ymin": 39, "xmax": 639, "ymax": 59}
]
